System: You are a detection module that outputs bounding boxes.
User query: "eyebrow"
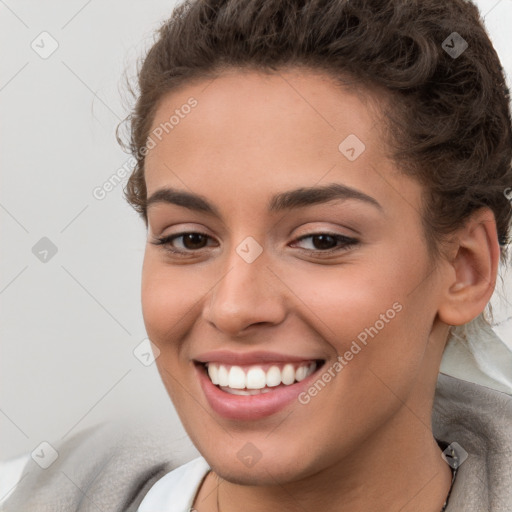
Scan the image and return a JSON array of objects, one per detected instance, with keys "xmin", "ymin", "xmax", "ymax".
[{"xmin": 146, "ymin": 182, "xmax": 382, "ymax": 218}]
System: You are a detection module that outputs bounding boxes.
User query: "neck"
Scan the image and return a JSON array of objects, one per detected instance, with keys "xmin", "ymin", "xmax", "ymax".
[
  {"xmin": 218, "ymin": 425, "xmax": 450, "ymax": 512},
  {"xmin": 197, "ymin": 409, "xmax": 452, "ymax": 512}
]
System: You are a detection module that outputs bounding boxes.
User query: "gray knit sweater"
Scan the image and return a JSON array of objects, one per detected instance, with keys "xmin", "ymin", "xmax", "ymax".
[{"xmin": 2, "ymin": 373, "xmax": 511, "ymax": 511}]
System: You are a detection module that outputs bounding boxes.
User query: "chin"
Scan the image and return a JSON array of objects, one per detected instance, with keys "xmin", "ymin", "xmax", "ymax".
[
  {"xmin": 209, "ymin": 459, "xmax": 311, "ymax": 487},
  {"xmin": 199, "ymin": 439, "xmax": 322, "ymax": 487}
]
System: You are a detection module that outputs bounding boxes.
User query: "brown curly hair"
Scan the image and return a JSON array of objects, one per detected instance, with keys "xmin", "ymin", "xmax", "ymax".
[{"xmin": 119, "ymin": 0, "xmax": 512, "ymax": 263}]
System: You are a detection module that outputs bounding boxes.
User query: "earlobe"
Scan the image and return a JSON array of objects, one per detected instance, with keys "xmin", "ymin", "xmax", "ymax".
[{"xmin": 437, "ymin": 208, "xmax": 500, "ymax": 326}]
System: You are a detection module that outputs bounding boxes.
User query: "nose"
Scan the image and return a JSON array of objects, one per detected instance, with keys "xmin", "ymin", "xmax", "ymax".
[{"xmin": 203, "ymin": 249, "xmax": 287, "ymax": 337}]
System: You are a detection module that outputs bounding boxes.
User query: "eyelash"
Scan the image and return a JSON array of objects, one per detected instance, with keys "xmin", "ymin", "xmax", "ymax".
[{"xmin": 151, "ymin": 231, "xmax": 359, "ymax": 257}]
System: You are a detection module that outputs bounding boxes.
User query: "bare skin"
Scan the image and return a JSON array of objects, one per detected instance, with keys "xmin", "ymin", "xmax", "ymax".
[{"xmin": 141, "ymin": 68, "xmax": 499, "ymax": 512}]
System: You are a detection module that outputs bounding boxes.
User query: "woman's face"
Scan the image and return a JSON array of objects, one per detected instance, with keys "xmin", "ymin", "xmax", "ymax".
[{"xmin": 142, "ymin": 69, "xmax": 449, "ymax": 484}]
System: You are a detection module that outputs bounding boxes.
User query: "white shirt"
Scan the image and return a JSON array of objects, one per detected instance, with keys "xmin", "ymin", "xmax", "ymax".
[
  {"xmin": 0, "ymin": 454, "xmax": 30, "ymax": 506},
  {"xmin": 137, "ymin": 456, "xmax": 211, "ymax": 512},
  {"xmin": 0, "ymin": 454, "xmax": 210, "ymax": 511}
]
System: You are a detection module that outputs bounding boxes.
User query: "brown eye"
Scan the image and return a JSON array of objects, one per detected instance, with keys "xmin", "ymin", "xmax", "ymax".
[
  {"xmin": 310, "ymin": 234, "xmax": 338, "ymax": 250},
  {"xmin": 152, "ymin": 231, "xmax": 216, "ymax": 254},
  {"xmin": 291, "ymin": 233, "xmax": 358, "ymax": 253},
  {"xmin": 181, "ymin": 233, "xmax": 209, "ymax": 250}
]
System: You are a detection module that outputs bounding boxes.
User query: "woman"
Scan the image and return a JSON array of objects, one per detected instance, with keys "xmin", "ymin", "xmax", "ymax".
[{"xmin": 3, "ymin": 0, "xmax": 512, "ymax": 511}]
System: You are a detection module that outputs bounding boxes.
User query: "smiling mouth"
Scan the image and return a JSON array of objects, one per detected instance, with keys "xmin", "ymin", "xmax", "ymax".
[{"xmin": 199, "ymin": 360, "xmax": 326, "ymax": 396}]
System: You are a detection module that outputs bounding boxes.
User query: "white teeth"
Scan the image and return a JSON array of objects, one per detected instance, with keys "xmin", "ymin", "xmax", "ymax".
[
  {"xmin": 207, "ymin": 364, "xmax": 219, "ymax": 385},
  {"xmin": 228, "ymin": 366, "xmax": 246, "ymax": 389},
  {"xmin": 246, "ymin": 367, "xmax": 266, "ymax": 389},
  {"xmin": 266, "ymin": 366, "xmax": 282, "ymax": 387},
  {"xmin": 223, "ymin": 387, "xmax": 259, "ymax": 396},
  {"xmin": 281, "ymin": 364, "xmax": 295, "ymax": 385},
  {"xmin": 295, "ymin": 366, "xmax": 308, "ymax": 381},
  {"xmin": 221, "ymin": 387, "xmax": 275, "ymax": 396},
  {"xmin": 206, "ymin": 361, "xmax": 319, "ymax": 391},
  {"xmin": 218, "ymin": 365, "xmax": 229, "ymax": 387}
]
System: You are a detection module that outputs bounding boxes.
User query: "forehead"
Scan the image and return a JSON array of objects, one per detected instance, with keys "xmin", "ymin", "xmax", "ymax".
[
  {"xmin": 147, "ymin": 68, "xmax": 383, "ymax": 151},
  {"xmin": 144, "ymin": 68, "xmax": 418, "ymax": 212}
]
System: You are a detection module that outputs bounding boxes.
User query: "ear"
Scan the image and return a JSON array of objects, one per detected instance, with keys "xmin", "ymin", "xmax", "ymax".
[{"xmin": 437, "ymin": 208, "xmax": 500, "ymax": 326}]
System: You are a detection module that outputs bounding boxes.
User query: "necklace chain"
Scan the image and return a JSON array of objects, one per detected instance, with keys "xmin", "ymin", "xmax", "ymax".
[{"xmin": 440, "ymin": 464, "xmax": 458, "ymax": 512}]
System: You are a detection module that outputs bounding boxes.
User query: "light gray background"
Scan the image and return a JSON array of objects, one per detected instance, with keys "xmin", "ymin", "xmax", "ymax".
[{"xmin": 1, "ymin": 0, "xmax": 511, "ymax": 460}]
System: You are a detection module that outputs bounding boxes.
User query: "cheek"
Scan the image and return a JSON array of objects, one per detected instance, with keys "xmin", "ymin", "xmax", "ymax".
[
  {"xmin": 141, "ymin": 254, "xmax": 203, "ymax": 346},
  {"xmin": 279, "ymin": 256, "xmax": 411, "ymax": 338},
  {"xmin": 282, "ymin": 252, "xmax": 431, "ymax": 381},
  {"xmin": 141, "ymin": 256, "xmax": 205, "ymax": 411}
]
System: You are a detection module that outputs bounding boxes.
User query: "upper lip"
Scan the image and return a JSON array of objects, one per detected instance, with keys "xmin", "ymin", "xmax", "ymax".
[{"xmin": 194, "ymin": 350, "xmax": 324, "ymax": 366}]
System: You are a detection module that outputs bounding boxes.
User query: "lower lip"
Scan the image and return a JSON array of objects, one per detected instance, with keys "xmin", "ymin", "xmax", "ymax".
[{"xmin": 196, "ymin": 363, "xmax": 323, "ymax": 421}]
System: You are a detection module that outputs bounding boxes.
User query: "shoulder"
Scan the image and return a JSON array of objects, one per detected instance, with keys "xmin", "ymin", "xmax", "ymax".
[
  {"xmin": 0, "ymin": 416, "xmax": 198, "ymax": 512},
  {"xmin": 433, "ymin": 373, "xmax": 512, "ymax": 510},
  {"xmin": 434, "ymin": 372, "xmax": 512, "ymax": 433}
]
